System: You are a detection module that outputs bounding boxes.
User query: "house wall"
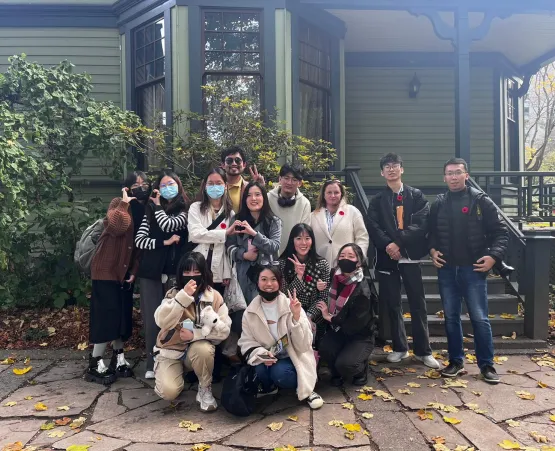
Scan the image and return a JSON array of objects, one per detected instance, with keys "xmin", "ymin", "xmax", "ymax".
[
  {"xmin": 345, "ymin": 65, "xmax": 495, "ymax": 187},
  {"xmin": 0, "ymin": 27, "xmax": 122, "ymax": 201}
]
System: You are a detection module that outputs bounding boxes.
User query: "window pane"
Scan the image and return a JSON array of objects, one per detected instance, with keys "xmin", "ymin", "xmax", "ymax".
[
  {"xmin": 155, "ymin": 58, "xmax": 165, "ymax": 78},
  {"xmin": 205, "ymin": 12, "xmax": 222, "ymax": 31},
  {"xmin": 204, "ymin": 74, "xmax": 261, "ymax": 143},
  {"xmin": 145, "ymin": 62, "xmax": 155, "ymax": 82},
  {"xmin": 242, "ymin": 33, "xmax": 259, "ymax": 51},
  {"xmin": 136, "ymin": 28, "xmax": 145, "ymax": 49},
  {"xmin": 299, "ymin": 21, "xmax": 331, "ymax": 90},
  {"xmin": 241, "ymin": 13, "xmax": 260, "ymax": 32},
  {"xmin": 223, "ymin": 12, "xmax": 243, "ymax": 31},
  {"xmin": 137, "ymin": 82, "xmax": 166, "ymax": 171},
  {"xmin": 155, "ymin": 19, "xmax": 165, "ymax": 40},
  {"xmin": 300, "ymin": 82, "xmax": 329, "ymax": 141},
  {"xmin": 145, "ymin": 43, "xmax": 155, "ymax": 63},
  {"xmin": 223, "ymin": 52, "xmax": 241, "ymax": 70},
  {"xmin": 135, "ymin": 17, "xmax": 165, "ymax": 86},
  {"xmin": 205, "ymin": 52, "xmax": 223, "ymax": 71},
  {"xmin": 135, "ymin": 48, "xmax": 145, "ymax": 67},
  {"xmin": 223, "ymin": 32, "xmax": 242, "ymax": 51},
  {"xmin": 136, "ymin": 66, "xmax": 145, "ymax": 85},
  {"xmin": 243, "ymin": 53, "xmax": 260, "ymax": 71},
  {"xmin": 145, "ymin": 24, "xmax": 155, "ymax": 44},
  {"xmin": 155, "ymin": 40, "xmax": 165, "ymax": 59},
  {"xmin": 205, "ymin": 32, "xmax": 223, "ymax": 51}
]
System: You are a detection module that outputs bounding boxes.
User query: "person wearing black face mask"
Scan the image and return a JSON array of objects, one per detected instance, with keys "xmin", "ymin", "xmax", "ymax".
[
  {"xmin": 153, "ymin": 252, "xmax": 231, "ymax": 412},
  {"xmin": 316, "ymin": 243, "xmax": 378, "ymax": 387},
  {"xmin": 268, "ymin": 164, "xmax": 311, "ymax": 256}
]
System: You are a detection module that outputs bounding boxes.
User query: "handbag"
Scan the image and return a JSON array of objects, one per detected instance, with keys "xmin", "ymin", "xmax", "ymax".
[
  {"xmin": 223, "ymin": 262, "xmax": 247, "ymax": 313},
  {"xmin": 182, "ymin": 212, "xmax": 226, "ymax": 255},
  {"xmin": 221, "ymin": 347, "xmax": 259, "ymax": 417}
]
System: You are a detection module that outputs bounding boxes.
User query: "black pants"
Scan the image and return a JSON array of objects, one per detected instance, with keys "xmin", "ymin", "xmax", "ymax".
[
  {"xmin": 319, "ymin": 329, "xmax": 374, "ymax": 380},
  {"xmin": 377, "ymin": 263, "xmax": 431, "ymax": 357}
]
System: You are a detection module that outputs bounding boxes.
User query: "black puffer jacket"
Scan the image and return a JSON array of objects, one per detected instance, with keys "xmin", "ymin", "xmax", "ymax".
[
  {"xmin": 367, "ymin": 185, "xmax": 430, "ymax": 271},
  {"xmin": 429, "ymin": 187, "xmax": 508, "ymax": 263}
]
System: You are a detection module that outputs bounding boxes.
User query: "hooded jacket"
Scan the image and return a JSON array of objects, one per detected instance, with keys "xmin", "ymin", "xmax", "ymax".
[{"xmin": 268, "ymin": 186, "xmax": 312, "ymax": 255}]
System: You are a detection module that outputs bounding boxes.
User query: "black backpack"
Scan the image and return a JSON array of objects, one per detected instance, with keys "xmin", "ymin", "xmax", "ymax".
[{"xmin": 221, "ymin": 348, "xmax": 259, "ymax": 417}]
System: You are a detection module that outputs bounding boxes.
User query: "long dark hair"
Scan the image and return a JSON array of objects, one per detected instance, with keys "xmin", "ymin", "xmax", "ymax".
[
  {"xmin": 256, "ymin": 264, "xmax": 283, "ymax": 291},
  {"xmin": 176, "ymin": 252, "xmax": 213, "ymax": 295},
  {"xmin": 237, "ymin": 181, "xmax": 276, "ymax": 235},
  {"xmin": 198, "ymin": 167, "xmax": 233, "ymax": 218},
  {"xmin": 123, "ymin": 170, "xmax": 149, "ymax": 190},
  {"xmin": 280, "ymin": 223, "xmax": 323, "ymax": 278},
  {"xmin": 147, "ymin": 170, "xmax": 189, "ymax": 222}
]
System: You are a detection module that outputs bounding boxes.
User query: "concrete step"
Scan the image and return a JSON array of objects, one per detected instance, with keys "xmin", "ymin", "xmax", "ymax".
[
  {"xmin": 413, "ymin": 336, "xmax": 546, "ymax": 351},
  {"xmin": 401, "ymin": 276, "xmax": 507, "ymax": 295},
  {"xmin": 402, "ymin": 294, "xmax": 519, "ymax": 315},
  {"xmin": 404, "ymin": 314, "xmax": 524, "ymax": 337}
]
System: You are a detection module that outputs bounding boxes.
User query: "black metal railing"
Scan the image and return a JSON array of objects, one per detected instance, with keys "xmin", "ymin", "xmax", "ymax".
[{"xmin": 472, "ymin": 171, "xmax": 555, "ymax": 224}]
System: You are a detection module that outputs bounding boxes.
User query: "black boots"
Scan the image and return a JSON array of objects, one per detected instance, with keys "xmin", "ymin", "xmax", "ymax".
[
  {"xmin": 85, "ymin": 354, "xmax": 117, "ymax": 385},
  {"xmin": 353, "ymin": 362, "xmax": 369, "ymax": 386},
  {"xmin": 109, "ymin": 348, "xmax": 133, "ymax": 378}
]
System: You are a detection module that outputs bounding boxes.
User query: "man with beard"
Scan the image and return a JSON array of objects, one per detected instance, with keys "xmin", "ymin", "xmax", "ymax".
[
  {"xmin": 220, "ymin": 146, "xmax": 264, "ymax": 214},
  {"xmin": 268, "ymin": 164, "xmax": 311, "ymax": 255}
]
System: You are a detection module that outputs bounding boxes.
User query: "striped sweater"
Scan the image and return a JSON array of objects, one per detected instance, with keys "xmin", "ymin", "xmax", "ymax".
[{"xmin": 135, "ymin": 206, "xmax": 188, "ymax": 250}]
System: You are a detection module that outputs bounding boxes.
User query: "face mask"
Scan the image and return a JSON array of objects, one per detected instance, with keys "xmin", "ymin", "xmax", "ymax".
[
  {"xmin": 132, "ymin": 188, "xmax": 150, "ymax": 201},
  {"xmin": 182, "ymin": 275, "xmax": 202, "ymax": 288},
  {"xmin": 258, "ymin": 288, "xmax": 279, "ymax": 302},
  {"xmin": 160, "ymin": 185, "xmax": 179, "ymax": 200},
  {"xmin": 206, "ymin": 185, "xmax": 225, "ymax": 200},
  {"xmin": 338, "ymin": 258, "xmax": 358, "ymax": 274}
]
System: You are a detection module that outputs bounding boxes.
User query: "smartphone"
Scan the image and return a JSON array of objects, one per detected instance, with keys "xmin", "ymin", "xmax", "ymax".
[
  {"xmin": 258, "ymin": 354, "xmax": 277, "ymax": 362},
  {"xmin": 182, "ymin": 319, "xmax": 194, "ymax": 331}
]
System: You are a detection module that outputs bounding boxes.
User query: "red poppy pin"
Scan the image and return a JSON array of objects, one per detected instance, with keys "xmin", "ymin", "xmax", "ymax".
[
  {"xmin": 305, "ymin": 275, "xmax": 313, "ymax": 282},
  {"xmin": 397, "ymin": 195, "xmax": 403, "ymax": 201},
  {"xmin": 462, "ymin": 207, "xmax": 469, "ymax": 214},
  {"xmin": 339, "ymin": 211, "xmax": 345, "ymax": 216},
  {"xmin": 220, "ymin": 223, "xmax": 227, "ymax": 229}
]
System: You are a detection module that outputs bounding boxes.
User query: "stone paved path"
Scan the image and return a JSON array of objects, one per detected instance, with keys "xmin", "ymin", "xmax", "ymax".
[{"xmin": 2, "ymin": 350, "xmax": 555, "ymax": 450}]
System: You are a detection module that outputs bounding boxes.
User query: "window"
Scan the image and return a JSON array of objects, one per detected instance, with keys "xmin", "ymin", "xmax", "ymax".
[
  {"xmin": 299, "ymin": 20, "xmax": 331, "ymax": 142},
  {"xmin": 202, "ymin": 10, "xmax": 262, "ymax": 142},
  {"xmin": 134, "ymin": 18, "xmax": 166, "ymax": 171}
]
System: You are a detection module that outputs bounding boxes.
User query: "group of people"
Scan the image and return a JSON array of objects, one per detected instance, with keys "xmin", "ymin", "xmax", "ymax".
[{"xmin": 85, "ymin": 147, "xmax": 508, "ymax": 415}]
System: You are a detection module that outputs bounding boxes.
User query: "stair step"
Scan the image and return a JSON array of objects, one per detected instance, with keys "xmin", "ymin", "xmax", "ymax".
[
  {"xmin": 402, "ymin": 294, "xmax": 519, "ymax": 314},
  {"xmin": 404, "ymin": 314, "xmax": 524, "ymax": 337},
  {"xmin": 402, "ymin": 276, "xmax": 507, "ymax": 295},
  {"xmin": 423, "ymin": 336, "xmax": 546, "ymax": 351}
]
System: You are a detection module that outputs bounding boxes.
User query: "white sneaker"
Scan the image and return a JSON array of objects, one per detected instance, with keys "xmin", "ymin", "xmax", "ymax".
[
  {"xmin": 144, "ymin": 370, "xmax": 155, "ymax": 379},
  {"xmin": 307, "ymin": 392, "xmax": 324, "ymax": 409},
  {"xmin": 415, "ymin": 355, "xmax": 441, "ymax": 369},
  {"xmin": 386, "ymin": 351, "xmax": 410, "ymax": 363},
  {"xmin": 197, "ymin": 385, "xmax": 218, "ymax": 412}
]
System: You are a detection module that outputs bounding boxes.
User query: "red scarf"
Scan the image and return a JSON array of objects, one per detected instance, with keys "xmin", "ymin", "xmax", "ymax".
[{"xmin": 329, "ymin": 272, "xmax": 358, "ymax": 315}]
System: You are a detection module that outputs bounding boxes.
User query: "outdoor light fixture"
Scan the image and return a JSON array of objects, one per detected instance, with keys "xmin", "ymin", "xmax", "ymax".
[{"xmin": 409, "ymin": 72, "xmax": 421, "ymax": 98}]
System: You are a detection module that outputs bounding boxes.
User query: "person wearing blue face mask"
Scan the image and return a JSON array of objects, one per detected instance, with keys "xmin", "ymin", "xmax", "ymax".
[{"xmin": 135, "ymin": 170, "xmax": 190, "ymax": 379}]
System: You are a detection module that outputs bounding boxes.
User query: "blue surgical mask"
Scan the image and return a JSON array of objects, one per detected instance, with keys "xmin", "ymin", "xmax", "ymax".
[
  {"xmin": 206, "ymin": 185, "xmax": 225, "ymax": 200},
  {"xmin": 160, "ymin": 185, "xmax": 179, "ymax": 200}
]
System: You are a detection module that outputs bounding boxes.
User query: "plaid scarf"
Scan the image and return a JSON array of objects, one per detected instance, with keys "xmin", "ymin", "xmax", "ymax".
[{"xmin": 329, "ymin": 268, "xmax": 364, "ymax": 315}]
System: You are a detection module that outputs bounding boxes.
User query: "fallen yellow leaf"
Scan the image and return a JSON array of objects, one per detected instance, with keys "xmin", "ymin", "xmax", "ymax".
[
  {"xmin": 515, "ymin": 390, "xmax": 535, "ymax": 400},
  {"xmin": 2, "ymin": 442, "xmax": 23, "ymax": 451},
  {"xmin": 381, "ymin": 367, "xmax": 393, "ymax": 375},
  {"xmin": 344, "ymin": 431, "xmax": 355, "ymax": 440},
  {"xmin": 550, "ymin": 415, "xmax": 555, "ymax": 422},
  {"xmin": 3, "ymin": 401, "xmax": 17, "ymax": 407},
  {"xmin": 500, "ymin": 313, "xmax": 516, "ymax": 320},
  {"xmin": 34, "ymin": 402, "xmax": 47, "ymax": 411},
  {"xmin": 417, "ymin": 409, "xmax": 433, "ymax": 421},
  {"xmin": 428, "ymin": 383, "xmax": 438, "ymax": 388},
  {"xmin": 55, "ymin": 417, "xmax": 72, "ymax": 426},
  {"xmin": 342, "ymin": 402, "xmax": 354, "ymax": 410},
  {"xmin": 273, "ymin": 447, "xmax": 297, "ymax": 451},
  {"xmin": 39, "ymin": 343, "xmax": 48, "ymax": 347},
  {"xmin": 406, "ymin": 368, "xmax": 417, "ymax": 373},
  {"xmin": 358, "ymin": 393, "xmax": 373, "ymax": 401},
  {"xmin": 538, "ymin": 381, "xmax": 549, "ymax": 388},
  {"xmin": 23, "ymin": 396, "xmax": 33, "ymax": 400},
  {"xmin": 0, "ymin": 358, "xmax": 15, "ymax": 365},
  {"xmin": 529, "ymin": 431, "xmax": 549, "ymax": 443},
  {"xmin": 191, "ymin": 444, "xmax": 211, "ymax": 451},
  {"xmin": 77, "ymin": 342, "xmax": 88, "ymax": 351},
  {"xmin": 328, "ymin": 419, "xmax": 344, "ymax": 427},
  {"xmin": 497, "ymin": 439, "xmax": 523, "ymax": 449},
  {"xmin": 505, "ymin": 419, "xmax": 520, "ymax": 428},
  {"xmin": 383, "ymin": 345, "xmax": 393, "ymax": 353},
  {"xmin": 407, "ymin": 382, "xmax": 421, "ymax": 388},
  {"xmin": 432, "ymin": 436, "xmax": 446, "ymax": 444},
  {"xmin": 472, "ymin": 391, "xmax": 482, "ymax": 396},
  {"xmin": 369, "ymin": 360, "xmax": 378, "ymax": 366},
  {"xmin": 66, "ymin": 446, "xmax": 92, "ymax": 451},
  {"xmin": 502, "ymin": 332, "xmax": 517, "ymax": 340},
  {"xmin": 13, "ymin": 366, "xmax": 32, "ymax": 375},
  {"xmin": 465, "ymin": 354, "xmax": 477, "ymax": 364},
  {"xmin": 424, "ymin": 369, "xmax": 442, "ymax": 379},
  {"xmin": 47, "ymin": 430, "xmax": 65, "ymax": 438},
  {"xmin": 442, "ymin": 379, "xmax": 468, "ymax": 388},
  {"xmin": 343, "ymin": 423, "xmax": 361, "ymax": 432},
  {"xmin": 374, "ymin": 390, "xmax": 395, "ymax": 401},
  {"xmin": 436, "ymin": 310, "xmax": 444, "ymax": 318},
  {"xmin": 403, "ymin": 312, "xmax": 411, "ymax": 318},
  {"xmin": 70, "ymin": 417, "xmax": 86, "ymax": 429},
  {"xmin": 428, "ymin": 402, "xmax": 459, "ymax": 413},
  {"xmin": 287, "ymin": 415, "xmax": 298, "ymax": 422},
  {"xmin": 361, "ymin": 412, "xmax": 374, "ymax": 419},
  {"xmin": 23, "ymin": 357, "xmax": 30, "ymax": 365},
  {"xmin": 493, "ymin": 356, "xmax": 508, "ymax": 365},
  {"xmin": 433, "ymin": 444, "xmax": 450, "ymax": 451},
  {"xmin": 363, "ymin": 429, "xmax": 370, "ymax": 436},
  {"xmin": 443, "ymin": 416, "xmax": 462, "ymax": 425},
  {"xmin": 57, "ymin": 405, "xmax": 70, "ymax": 411},
  {"xmin": 398, "ymin": 389, "xmax": 414, "ymax": 395},
  {"xmin": 40, "ymin": 422, "xmax": 56, "ymax": 430},
  {"xmin": 267, "ymin": 422, "xmax": 283, "ymax": 432}
]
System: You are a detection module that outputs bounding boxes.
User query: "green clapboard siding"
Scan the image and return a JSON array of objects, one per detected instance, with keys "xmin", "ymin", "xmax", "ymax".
[
  {"xmin": 345, "ymin": 66, "xmax": 494, "ymax": 187},
  {"xmin": 0, "ymin": 27, "xmax": 122, "ymax": 185}
]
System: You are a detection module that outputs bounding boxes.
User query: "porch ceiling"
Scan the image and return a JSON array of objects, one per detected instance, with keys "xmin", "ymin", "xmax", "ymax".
[{"xmin": 329, "ymin": 9, "xmax": 555, "ymax": 70}]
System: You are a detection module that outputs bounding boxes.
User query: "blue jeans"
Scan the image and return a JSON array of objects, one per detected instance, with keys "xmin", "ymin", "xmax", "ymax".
[
  {"xmin": 255, "ymin": 358, "xmax": 297, "ymax": 391},
  {"xmin": 438, "ymin": 265, "xmax": 494, "ymax": 369}
]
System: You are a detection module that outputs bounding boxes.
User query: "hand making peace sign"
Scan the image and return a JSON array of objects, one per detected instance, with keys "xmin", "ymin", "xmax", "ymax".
[
  {"xmin": 249, "ymin": 164, "xmax": 265, "ymax": 185},
  {"xmin": 288, "ymin": 288, "xmax": 302, "ymax": 322},
  {"xmin": 287, "ymin": 254, "xmax": 306, "ymax": 281}
]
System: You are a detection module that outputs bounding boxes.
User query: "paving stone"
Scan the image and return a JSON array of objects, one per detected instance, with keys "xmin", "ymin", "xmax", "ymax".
[
  {"xmin": 507, "ymin": 419, "xmax": 555, "ymax": 448},
  {"xmin": 499, "ymin": 374, "xmax": 541, "ymax": 388},
  {"xmin": 33, "ymin": 360, "xmax": 85, "ymax": 383},
  {"xmin": 126, "ymin": 445, "xmax": 236, "ymax": 451},
  {"xmin": 0, "ymin": 359, "xmax": 52, "ymax": 400},
  {"xmin": 361, "ymin": 411, "xmax": 429, "ymax": 451},
  {"xmin": 133, "ymin": 360, "xmax": 156, "ymax": 388},
  {"xmin": 109, "ymin": 377, "xmax": 145, "ymax": 391},
  {"xmin": 89, "ymin": 399, "xmax": 263, "ymax": 444},
  {"xmin": 0, "ymin": 378, "xmax": 105, "ymax": 418},
  {"xmin": 380, "ymin": 374, "xmax": 463, "ymax": 410},
  {"xmin": 261, "ymin": 392, "xmax": 303, "ymax": 415},
  {"xmin": 494, "ymin": 355, "xmax": 541, "ymax": 375},
  {"xmin": 91, "ymin": 392, "xmax": 127, "ymax": 423},
  {"xmin": 121, "ymin": 388, "xmax": 159, "ymax": 409},
  {"xmin": 345, "ymin": 386, "xmax": 403, "ymax": 413},
  {"xmin": 313, "ymin": 380, "xmax": 348, "ymax": 404},
  {"xmin": 0, "ymin": 366, "xmax": 11, "ymax": 375},
  {"xmin": 508, "ymin": 411, "xmax": 555, "ymax": 426},
  {"xmin": 527, "ymin": 371, "xmax": 555, "ymax": 384},
  {"xmin": 407, "ymin": 409, "xmax": 472, "ymax": 449},
  {"xmin": 454, "ymin": 376, "xmax": 555, "ymax": 422},
  {"xmin": 312, "ymin": 402, "xmax": 370, "ymax": 447},
  {"xmin": 0, "ymin": 418, "xmax": 43, "ymax": 449},
  {"xmin": 452, "ymin": 410, "xmax": 519, "ymax": 450},
  {"xmin": 30, "ymin": 424, "xmax": 79, "ymax": 447},
  {"xmin": 224, "ymin": 406, "xmax": 310, "ymax": 448},
  {"xmin": 53, "ymin": 431, "xmax": 130, "ymax": 450}
]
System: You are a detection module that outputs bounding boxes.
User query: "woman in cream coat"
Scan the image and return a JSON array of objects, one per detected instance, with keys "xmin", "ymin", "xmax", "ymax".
[
  {"xmin": 238, "ymin": 265, "xmax": 324, "ymax": 409},
  {"xmin": 310, "ymin": 179, "xmax": 370, "ymax": 268}
]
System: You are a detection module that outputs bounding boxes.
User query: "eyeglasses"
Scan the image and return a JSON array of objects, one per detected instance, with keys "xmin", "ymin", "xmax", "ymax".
[
  {"xmin": 383, "ymin": 164, "xmax": 401, "ymax": 171},
  {"xmin": 445, "ymin": 171, "xmax": 467, "ymax": 177},
  {"xmin": 225, "ymin": 157, "xmax": 243, "ymax": 165},
  {"xmin": 131, "ymin": 183, "xmax": 150, "ymax": 190},
  {"xmin": 160, "ymin": 181, "xmax": 177, "ymax": 189}
]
